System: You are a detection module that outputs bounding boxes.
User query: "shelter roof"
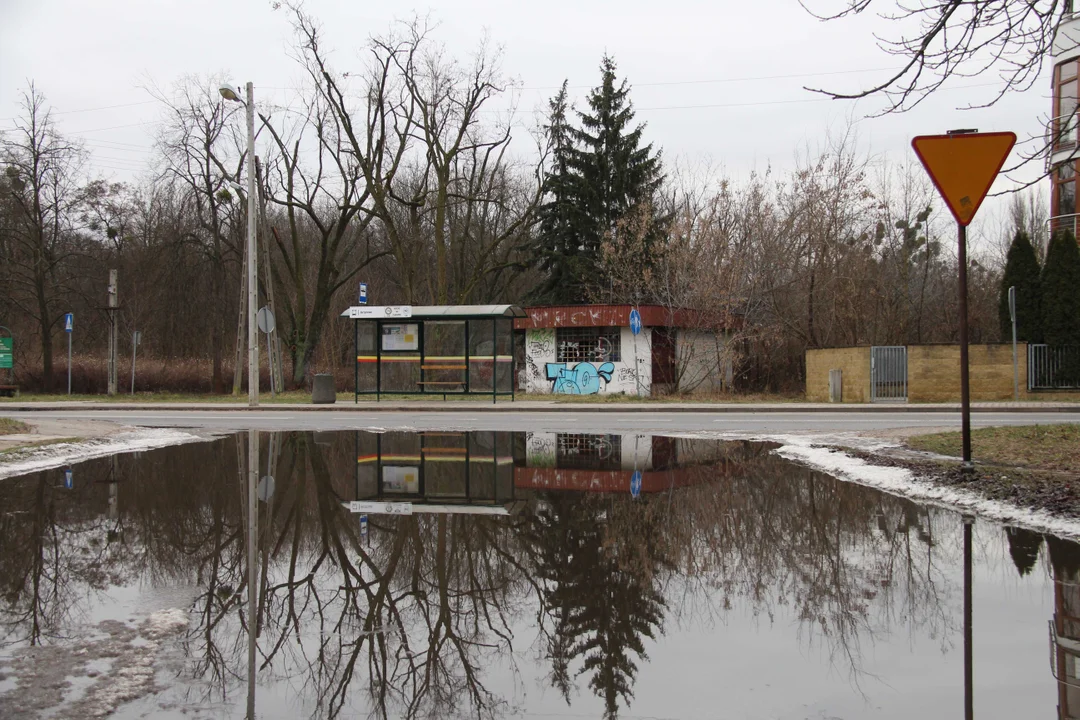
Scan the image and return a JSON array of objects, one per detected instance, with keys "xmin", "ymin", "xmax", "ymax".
[{"xmin": 340, "ymin": 304, "xmax": 525, "ymax": 320}]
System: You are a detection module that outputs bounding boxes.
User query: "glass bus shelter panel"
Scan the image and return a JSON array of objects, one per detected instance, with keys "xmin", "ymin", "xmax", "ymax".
[
  {"xmin": 422, "ymin": 320, "xmax": 467, "ymax": 393},
  {"xmin": 467, "ymin": 319, "xmax": 498, "ymax": 391},
  {"xmin": 355, "ymin": 323, "xmax": 378, "ymax": 393},
  {"xmin": 495, "ymin": 318, "xmax": 514, "ymax": 393}
]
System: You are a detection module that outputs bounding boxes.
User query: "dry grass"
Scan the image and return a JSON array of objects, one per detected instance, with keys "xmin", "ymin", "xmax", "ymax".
[
  {"xmin": 906, "ymin": 424, "xmax": 1080, "ymax": 474},
  {"xmin": 0, "ymin": 418, "xmax": 30, "ymax": 435}
]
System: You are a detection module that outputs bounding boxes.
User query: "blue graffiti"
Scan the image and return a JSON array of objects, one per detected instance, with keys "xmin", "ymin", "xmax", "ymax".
[{"xmin": 546, "ymin": 361, "xmax": 615, "ymax": 394}]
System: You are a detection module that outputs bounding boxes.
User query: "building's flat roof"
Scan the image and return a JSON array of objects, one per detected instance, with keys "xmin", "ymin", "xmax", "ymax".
[{"xmin": 514, "ymin": 304, "xmax": 699, "ymax": 329}]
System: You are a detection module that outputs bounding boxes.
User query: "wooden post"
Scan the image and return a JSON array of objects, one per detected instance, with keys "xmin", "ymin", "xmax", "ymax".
[{"xmin": 107, "ymin": 270, "xmax": 118, "ymax": 396}]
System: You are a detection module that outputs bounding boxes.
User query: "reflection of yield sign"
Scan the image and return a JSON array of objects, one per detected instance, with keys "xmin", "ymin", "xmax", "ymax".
[{"xmin": 911, "ymin": 132, "xmax": 1016, "ymax": 226}]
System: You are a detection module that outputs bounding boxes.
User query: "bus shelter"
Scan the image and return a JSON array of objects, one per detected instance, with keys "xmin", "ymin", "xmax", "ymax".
[{"xmin": 341, "ymin": 304, "xmax": 525, "ymax": 402}]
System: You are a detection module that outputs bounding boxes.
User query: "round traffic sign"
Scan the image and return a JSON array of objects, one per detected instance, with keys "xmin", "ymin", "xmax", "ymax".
[{"xmin": 256, "ymin": 306, "xmax": 276, "ymax": 334}]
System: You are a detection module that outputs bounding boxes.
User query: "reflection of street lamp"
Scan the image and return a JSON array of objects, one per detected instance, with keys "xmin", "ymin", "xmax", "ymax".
[{"xmin": 219, "ymin": 82, "xmax": 258, "ymax": 407}]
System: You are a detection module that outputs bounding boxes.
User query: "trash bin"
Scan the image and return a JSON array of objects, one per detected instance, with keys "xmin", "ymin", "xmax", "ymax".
[{"xmin": 312, "ymin": 374, "xmax": 336, "ymax": 404}]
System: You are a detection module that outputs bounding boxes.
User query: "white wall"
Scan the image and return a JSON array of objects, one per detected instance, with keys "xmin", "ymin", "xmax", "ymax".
[
  {"xmin": 675, "ymin": 330, "xmax": 733, "ymax": 393},
  {"xmin": 522, "ymin": 326, "xmax": 652, "ymax": 396}
]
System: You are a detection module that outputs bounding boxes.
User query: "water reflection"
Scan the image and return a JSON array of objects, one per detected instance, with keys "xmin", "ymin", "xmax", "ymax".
[{"xmin": 0, "ymin": 430, "xmax": 1072, "ymax": 718}]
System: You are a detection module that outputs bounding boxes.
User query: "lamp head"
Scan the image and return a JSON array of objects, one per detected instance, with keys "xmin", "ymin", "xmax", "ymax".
[{"xmin": 218, "ymin": 86, "xmax": 241, "ymax": 103}]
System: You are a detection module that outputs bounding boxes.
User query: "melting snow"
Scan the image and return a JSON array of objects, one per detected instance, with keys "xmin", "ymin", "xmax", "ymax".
[{"xmin": 0, "ymin": 428, "xmax": 204, "ymax": 480}]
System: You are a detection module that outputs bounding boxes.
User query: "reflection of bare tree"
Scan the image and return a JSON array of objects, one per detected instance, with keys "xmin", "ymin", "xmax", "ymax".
[
  {"xmin": 0, "ymin": 461, "xmax": 130, "ymax": 648},
  {"xmin": 0, "ymin": 433, "xmax": 966, "ymax": 719}
]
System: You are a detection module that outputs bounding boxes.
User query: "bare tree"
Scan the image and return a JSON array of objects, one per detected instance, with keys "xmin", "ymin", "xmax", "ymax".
[
  {"xmin": 0, "ymin": 83, "xmax": 88, "ymax": 390},
  {"xmin": 802, "ymin": 0, "xmax": 1068, "ymax": 112}
]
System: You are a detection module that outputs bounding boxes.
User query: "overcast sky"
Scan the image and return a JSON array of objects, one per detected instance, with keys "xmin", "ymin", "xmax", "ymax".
[{"xmin": 0, "ymin": 0, "xmax": 1054, "ymax": 246}]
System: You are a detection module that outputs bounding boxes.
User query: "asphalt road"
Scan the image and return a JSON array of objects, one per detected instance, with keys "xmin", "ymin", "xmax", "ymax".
[{"xmin": 3, "ymin": 409, "xmax": 1077, "ymax": 435}]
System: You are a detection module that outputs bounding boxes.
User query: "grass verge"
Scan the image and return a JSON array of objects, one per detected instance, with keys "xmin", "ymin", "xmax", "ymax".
[
  {"xmin": 0, "ymin": 418, "xmax": 30, "ymax": 435},
  {"xmin": 906, "ymin": 424, "xmax": 1080, "ymax": 474}
]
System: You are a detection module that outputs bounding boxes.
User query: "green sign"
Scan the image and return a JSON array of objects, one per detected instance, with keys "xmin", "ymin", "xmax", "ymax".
[{"xmin": 0, "ymin": 337, "xmax": 11, "ymax": 370}]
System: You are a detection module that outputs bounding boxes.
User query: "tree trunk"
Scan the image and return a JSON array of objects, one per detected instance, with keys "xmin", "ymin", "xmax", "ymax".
[
  {"xmin": 210, "ymin": 262, "xmax": 225, "ymax": 394},
  {"xmin": 36, "ymin": 279, "xmax": 52, "ymax": 392}
]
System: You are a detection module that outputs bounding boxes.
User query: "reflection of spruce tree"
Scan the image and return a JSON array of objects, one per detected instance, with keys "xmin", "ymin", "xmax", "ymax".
[
  {"xmin": 1005, "ymin": 526, "xmax": 1044, "ymax": 577},
  {"xmin": 533, "ymin": 492, "xmax": 666, "ymax": 719}
]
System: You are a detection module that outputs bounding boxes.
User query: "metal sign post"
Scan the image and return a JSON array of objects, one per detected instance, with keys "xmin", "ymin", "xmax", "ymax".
[
  {"xmin": 130, "ymin": 330, "xmax": 141, "ymax": 394},
  {"xmin": 629, "ymin": 308, "xmax": 642, "ymax": 397},
  {"xmin": 256, "ymin": 307, "xmax": 277, "ymax": 397},
  {"xmin": 912, "ymin": 130, "xmax": 1016, "ymax": 471},
  {"xmin": 65, "ymin": 313, "xmax": 74, "ymax": 395},
  {"xmin": 1009, "ymin": 286, "xmax": 1019, "ymax": 400}
]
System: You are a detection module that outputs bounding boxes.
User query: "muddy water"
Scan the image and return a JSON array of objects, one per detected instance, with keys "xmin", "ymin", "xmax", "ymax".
[{"xmin": 0, "ymin": 430, "xmax": 1075, "ymax": 719}]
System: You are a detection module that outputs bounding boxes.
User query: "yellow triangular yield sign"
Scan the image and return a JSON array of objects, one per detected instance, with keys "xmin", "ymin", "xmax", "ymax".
[{"xmin": 911, "ymin": 132, "xmax": 1016, "ymax": 226}]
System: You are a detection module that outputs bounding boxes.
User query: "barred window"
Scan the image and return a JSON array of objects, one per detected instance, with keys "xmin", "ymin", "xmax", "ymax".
[{"xmin": 556, "ymin": 327, "xmax": 621, "ymax": 362}]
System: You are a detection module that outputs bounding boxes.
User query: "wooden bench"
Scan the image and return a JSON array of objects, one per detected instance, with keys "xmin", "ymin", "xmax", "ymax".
[{"xmin": 0, "ymin": 385, "xmax": 18, "ymax": 398}]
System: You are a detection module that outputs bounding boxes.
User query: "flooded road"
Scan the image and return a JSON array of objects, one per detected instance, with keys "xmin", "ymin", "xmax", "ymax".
[{"xmin": 0, "ymin": 430, "xmax": 1076, "ymax": 719}]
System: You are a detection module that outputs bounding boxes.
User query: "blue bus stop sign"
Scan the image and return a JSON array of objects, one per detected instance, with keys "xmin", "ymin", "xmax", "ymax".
[
  {"xmin": 64, "ymin": 313, "xmax": 73, "ymax": 333},
  {"xmin": 359, "ymin": 283, "xmax": 368, "ymax": 305},
  {"xmin": 629, "ymin": 308, "xmax": 642, "ymax": 336},
  {"xmin": 630, "ymin": 470, "xmax": 642, "ymax": 498}
]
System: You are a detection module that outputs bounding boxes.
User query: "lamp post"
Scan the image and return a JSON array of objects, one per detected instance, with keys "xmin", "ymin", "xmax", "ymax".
[{"xmin": 220, "ymin": 82, "xmax": 259, "ymax": 407}]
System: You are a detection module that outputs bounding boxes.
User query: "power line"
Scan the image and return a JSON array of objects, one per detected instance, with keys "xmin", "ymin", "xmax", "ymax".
[{"xmin": 0, "ymin": 99, "xmax": 158, "ymax": 123}]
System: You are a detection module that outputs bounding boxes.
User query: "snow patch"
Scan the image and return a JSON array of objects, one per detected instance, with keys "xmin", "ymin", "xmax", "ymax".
[
  {"xmin": 774, "ymin": 436, "xmax": 1080, "ymax": 541},
  {"xmin": 0, "ymin": 428, "xmax": 204, "ymax": 480}
]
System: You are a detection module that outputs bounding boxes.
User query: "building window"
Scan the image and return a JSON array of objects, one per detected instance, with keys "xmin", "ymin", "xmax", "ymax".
[
  {"xmin": 556, "ymin": 327, "xmax": 622, "ymax": 362},
  {"xmin": 1057, "ymin": 60, "xmax": 1079, "ymax": 148},
  {"xmin": 1058, "ymin": 163, "xmax": 1076, "ymax": 220}
]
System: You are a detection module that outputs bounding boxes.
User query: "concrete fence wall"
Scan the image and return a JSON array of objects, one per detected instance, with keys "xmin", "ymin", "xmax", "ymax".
[
  {"xmin": 906, "ymin": 344, "xmax": 1023, "ymax": 402},
  {"xmin": 806, "ymin": 344, "xmax": 1034, "ymax": 402},
  {"xmin": 805, "ymin": 347, "xmax": 871, "ymax": 403}
]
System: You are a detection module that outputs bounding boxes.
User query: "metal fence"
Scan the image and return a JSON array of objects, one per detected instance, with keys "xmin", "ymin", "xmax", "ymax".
[
  {"xmin": 871, "ymin": 346, "xmax": 908, "ymax": 402},
  {"xmin": 1028, "ymin": 344, "xmax": 1080, "ymax": 390}
]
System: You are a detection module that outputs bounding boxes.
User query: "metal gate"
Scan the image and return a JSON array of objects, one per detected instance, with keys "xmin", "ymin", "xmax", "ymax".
[{"xmin": 871, "ymin": 346, "xmax": 907, "ymax": 402}]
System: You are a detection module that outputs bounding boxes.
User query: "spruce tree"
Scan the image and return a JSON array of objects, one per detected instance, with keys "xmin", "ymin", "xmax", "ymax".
[
  {"xmin": 569, "ymin": 54, "xmax": 667, "ymax": 300},
  {"xmin": 531, "ymin": 56, "xmax": 667, "ymax": 303},
  {"xmin": 532, "ymin": 82, "xmax": 587, "ymax": 304},
  {"xmin": 997, "ymin": 231, "xmax": 1043, "ymax": 342},
  {"xmin": 1041, "ymin": 230, "xmax": 1080, "ymax": 347}
]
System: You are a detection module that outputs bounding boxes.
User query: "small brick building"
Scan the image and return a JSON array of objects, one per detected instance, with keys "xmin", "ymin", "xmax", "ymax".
[{"xmin": 515, "ymin": 304, "xmax": 732, "ymax": 396}]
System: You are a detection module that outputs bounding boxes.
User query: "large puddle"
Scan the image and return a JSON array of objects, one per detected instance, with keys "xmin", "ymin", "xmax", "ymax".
[{"xmin": 0, "ymin": 430, "xmax": 1075, "ymax": 719}]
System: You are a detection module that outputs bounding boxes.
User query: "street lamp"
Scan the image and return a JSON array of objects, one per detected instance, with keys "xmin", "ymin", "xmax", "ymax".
[{"xmin": 219, "ymin": 82, "xmax": 258, "ymax": 407}]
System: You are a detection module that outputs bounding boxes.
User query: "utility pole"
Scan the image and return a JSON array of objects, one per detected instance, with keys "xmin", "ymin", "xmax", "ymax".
[
  {"xmin": 256, "ymin": 157, "xmax": 284, "ymax": 394},
  {"xmin": 245, "ymin": 83, "xmax": 259, "ymax": 407},
  {"xmin": 232, "ymin": 253, "xmax": 247, "ymax": 395},
  {"xmin": 107, "ymin": 270, "xmax": 118, "ymax": 396}
]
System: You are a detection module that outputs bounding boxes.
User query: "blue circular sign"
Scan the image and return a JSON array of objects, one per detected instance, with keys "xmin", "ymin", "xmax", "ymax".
[{"xmin": 629, "ymin": 308, "xmax": 642, "ymax": 336}]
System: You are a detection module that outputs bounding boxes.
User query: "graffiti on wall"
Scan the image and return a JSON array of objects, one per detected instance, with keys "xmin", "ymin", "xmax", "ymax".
[
  {"xmin": 528, "ymin": 328, "xmax": 555, "ymax": 357},
  {"xmin": 545, "ymin": 361, "xmax": 615, "ymax": 394}
]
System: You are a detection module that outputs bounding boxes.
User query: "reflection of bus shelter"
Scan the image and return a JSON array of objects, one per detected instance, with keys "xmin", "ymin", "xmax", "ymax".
[
  {"xmin": 341, "ymin": 305, "xmax": 525, "ymax": 402},
  {"xmin": 349, "ymin": 430, "xmax": 520, "ymax": 515}
]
